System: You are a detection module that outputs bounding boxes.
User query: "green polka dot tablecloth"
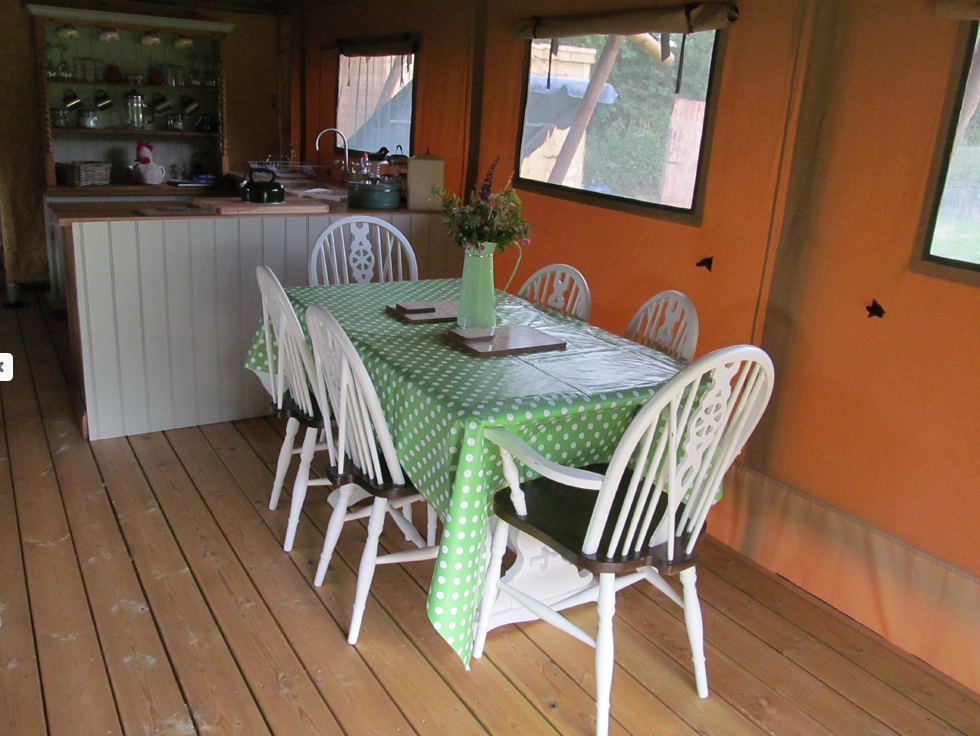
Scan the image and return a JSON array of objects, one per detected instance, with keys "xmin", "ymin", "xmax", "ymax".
[{"xmin": 244, "ymin": 279, "xmax": 685, "ymax": 666}]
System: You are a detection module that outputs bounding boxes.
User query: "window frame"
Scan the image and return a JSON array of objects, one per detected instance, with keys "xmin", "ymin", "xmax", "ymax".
[
  {"xmin": 512, "ymin": 30, "xmax": 727, "ymax": 225},
  {"xmin": 913, "ymin": 21, "xmax": 980, "ymax": 284},
  {"xmin": 323, "ymin": 34, "xmax": 420, "ymax": 160}
]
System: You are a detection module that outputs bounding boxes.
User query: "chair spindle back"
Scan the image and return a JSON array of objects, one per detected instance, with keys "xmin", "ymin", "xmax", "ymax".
[{"xmin": 584, "ymin": 345, "xmax": 773, "ymax": 564}]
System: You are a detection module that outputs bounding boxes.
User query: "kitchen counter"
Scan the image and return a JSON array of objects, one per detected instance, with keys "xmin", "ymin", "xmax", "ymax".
[
  {"xmin": 46, "ymin": 193, "xmax": 438, "ymax": 226},
  {"xmin": 54, "ymin": 198, "xmax": 460, "ymax": 440}
]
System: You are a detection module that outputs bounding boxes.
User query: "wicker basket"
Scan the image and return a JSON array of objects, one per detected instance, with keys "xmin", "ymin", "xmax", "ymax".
[{"xmin": 56, "ymin": 161, "xmax": 112, "ymax": 187}]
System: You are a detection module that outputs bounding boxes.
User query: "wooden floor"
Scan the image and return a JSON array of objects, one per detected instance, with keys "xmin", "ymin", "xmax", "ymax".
[{"xmin": 3, "ymin": 288, "xmax": 980, "ymax": 736}]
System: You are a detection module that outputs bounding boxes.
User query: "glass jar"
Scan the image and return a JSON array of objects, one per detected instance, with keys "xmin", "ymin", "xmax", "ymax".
[
  {"xmin": 51, "ymin": 107, "xmax": 70, "ymax": 128},
  {"xmin": 167, "ymin": 113, "xmax": 185, "ymax": 131},
  {"xmin": 77, "ymin": 109, "xmax": 98, "ymax": 129}
]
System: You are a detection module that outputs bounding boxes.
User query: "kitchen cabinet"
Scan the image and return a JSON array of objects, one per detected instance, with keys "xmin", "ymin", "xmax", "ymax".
[
  {"xmin": 28, "ymin": 5, "xmax": 232, "ymax": 189},
  {"xmin": 47, "ymin": 201, "xmax": 460, "ymax": 440}
]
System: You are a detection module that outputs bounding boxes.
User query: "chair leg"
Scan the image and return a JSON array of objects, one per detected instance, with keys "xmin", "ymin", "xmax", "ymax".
[
  {"xmin": 270, "ymin": 417, "xmax": 300, "ymax": 510},
  {"xmin": 680, "ymin": 566, "xmax": 709, "ymax": 698},
  {"xmin": 401, "ymin": 501, "xmax": 414, "ymax": 540},
  {"xmin": 313, "ymin": 483, "xmax": 355, "ymax": 586},
  {"xmin": 472, "ymin": 518, "xmax": 510, "ymax": 659},
  {"xmin": 594, "ymin": 572, "xmax": 616, "ymax": 736},
  {"xmin": 348, "ymin": 497, "xmax": 388, "ymax": 645},
  {"xmin": 426, "ymin": 504, "xmax": 438, "ymax": 547},
  {"xmin": 283, "ymin": 426, "xmax": 318, "ymax": 552}
]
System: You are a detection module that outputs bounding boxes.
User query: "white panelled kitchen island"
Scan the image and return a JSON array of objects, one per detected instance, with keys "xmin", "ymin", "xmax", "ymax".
[{"xmin": 49, "ymin": 199, "xmax": 459, "ymax": 440}]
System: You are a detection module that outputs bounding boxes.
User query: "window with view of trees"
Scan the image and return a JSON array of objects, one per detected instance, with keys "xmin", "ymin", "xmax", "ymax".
[
  {"xmin": 336, "ymin": 52, "xmax": 415, "ymax": 155},
  {"xmin": 516, "ymin": 32, "xmax": 718, "ymax": 211},
  {"xmin": 928, "ymin": 24, "xmax": 980, "ymax": 269}
]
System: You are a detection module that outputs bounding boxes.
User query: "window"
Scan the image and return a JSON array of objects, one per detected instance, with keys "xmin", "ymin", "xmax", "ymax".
[
  {"xmin": 927, "ymin": 23, "xmax": 980, "ymax": 269},
  {"xmin": 336, "ymin": 51, "xmax": 415, "ymax": 155},
  {"xmin": 515, "ymin": 32, "xmax": 719, "ymax": 211}
]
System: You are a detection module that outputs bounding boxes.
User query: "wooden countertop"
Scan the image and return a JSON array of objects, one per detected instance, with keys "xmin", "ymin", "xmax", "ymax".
[
  {"xmin": 45, "ymin": 194, "xmax": 444, "ymax": 226},
  {"xmin": 45, "ymin": 197, "xmax": 337, "ymax": 225}
]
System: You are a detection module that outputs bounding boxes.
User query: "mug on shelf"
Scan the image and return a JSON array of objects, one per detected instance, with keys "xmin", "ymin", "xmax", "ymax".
[
  {"xmin": 94, "ymin": 89, "xmax": 113, "ymax": 110},
  {"xmin": 153, "ymin": 93, "xmax": 172, "ymax": 114},
  {"xmin": 63, "ymin": 89, "xmax": 82, "ymax": 109},
  {"xmin": 181, "ymin": 95, "xmax": 199, "ymax": 115}
]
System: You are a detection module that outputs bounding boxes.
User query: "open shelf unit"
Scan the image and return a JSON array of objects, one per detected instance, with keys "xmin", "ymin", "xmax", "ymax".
[{"xmin": 29, "ymin": 4, "xmax": 232, "ymax": 188}]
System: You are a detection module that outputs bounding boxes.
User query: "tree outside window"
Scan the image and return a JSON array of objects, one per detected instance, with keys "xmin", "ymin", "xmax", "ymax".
[{"xmin": 516, "ymin": 32, "xmax": 718, "ymax": 211}]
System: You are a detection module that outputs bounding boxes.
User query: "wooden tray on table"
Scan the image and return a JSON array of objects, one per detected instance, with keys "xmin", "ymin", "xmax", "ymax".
[
  {"xmin": 385, "ymin": 300, "xmax": 459, "ymax": 324},
  {"xmin": 445, "ymin": 325, "xmax": 566, "ymax": 357}
]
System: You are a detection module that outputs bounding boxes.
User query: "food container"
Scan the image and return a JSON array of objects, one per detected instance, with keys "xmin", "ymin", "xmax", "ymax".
[
  {"xmin": 407, "ymin": 153, "xmax": 444, "ymax": 210},
  {"xmin": 347, "ymin": 178, "xmax": 401, "ymax": 210}
]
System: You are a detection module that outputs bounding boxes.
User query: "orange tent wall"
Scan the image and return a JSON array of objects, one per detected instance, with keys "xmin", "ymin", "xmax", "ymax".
[
  {"xmin": 293, "ymin": 0, "xmax": 980, "ymax": 649},
  {"xmin": 482, "ymin": 0, "xmax": 980, "ymax": 581}
]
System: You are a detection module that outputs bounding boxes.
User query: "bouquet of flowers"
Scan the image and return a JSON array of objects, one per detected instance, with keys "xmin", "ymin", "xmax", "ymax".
[{"xmin": 433, "ymin": 158, "xmax": 531, "ymax": 254}]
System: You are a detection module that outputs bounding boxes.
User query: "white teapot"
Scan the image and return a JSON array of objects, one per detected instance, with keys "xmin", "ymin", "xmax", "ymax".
[{"xmin": 132, "ymin": 141, "xmax": 166, "ymax": 185}]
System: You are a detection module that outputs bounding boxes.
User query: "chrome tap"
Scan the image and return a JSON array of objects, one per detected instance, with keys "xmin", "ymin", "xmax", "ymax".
[{"xmin": 315, "ymin": 128, "xmax": 349, "ymax": 179}]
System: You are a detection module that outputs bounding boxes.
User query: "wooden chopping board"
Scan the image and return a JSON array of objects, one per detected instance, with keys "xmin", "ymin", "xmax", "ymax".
[{"xmin": 192, "ymin": 197, "xmax": 331, "ymax": 215}]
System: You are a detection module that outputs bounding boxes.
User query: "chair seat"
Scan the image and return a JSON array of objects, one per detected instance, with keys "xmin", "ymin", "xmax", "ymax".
[
  {"xmin": 325, "ymin": 458, "xmax": 423, "ymax": 501},
  {"xmin": 271, "ymin": 392, "xmax": 326, "ymax": 427},
  {"xmin": 493, "ymin": 463, "xmax": 700, "ymax": 575}
]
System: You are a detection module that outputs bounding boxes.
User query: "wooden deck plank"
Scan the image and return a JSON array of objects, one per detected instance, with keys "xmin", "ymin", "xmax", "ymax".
[
  {"xmin": 91, "ymin": 437, "xmax": 273, "ymax": 736},
  {"xmin": 217, "ymin": 418, "xmax": 497, "ymax": 736},
  {"xmin": 516, "ymin": 608, "xmax": 768, "ymax": 736},
  {"xmin": 614, "ymin": 584, "xmax": 837, "ymax": 736},
  {"xmin": 3, "ymin": 319, "xmax": 122, "ymax": 736},
  {"xmin": 127, "ymin": 431, "xmax": 343, "ymax": 736},
  {"xmin": 698, "ymin": 537, "xmax": 980, "ymax": 735},
  {"xmin": 630, "ymin": 582, "xmax": 903, "ymax": 735},
  {"xmin": 0, "ymin": 375, "xmax": 47, "ymax": 736},
  {"xmin": 168, "ymin": 423, "xmax": 418, "ymax": 735},
  {"xmin": 19, "ymin": 288, "xmax": 196, "ymax": 736},
  {"xmin": 691, "ymin": 563, "xmax": 963, "ymax": 736},
  {"xmin": 6, "ymin": 285, "xmax": 978, "ymax": 736},
  {"xmin": 232, "ymin": 414, "xmax": 631, "ymax": 736}
]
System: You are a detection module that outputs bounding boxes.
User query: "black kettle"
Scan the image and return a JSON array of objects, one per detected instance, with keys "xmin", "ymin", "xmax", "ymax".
[{"xmin": 241, "ymin": 167, "xmax": 286, "ymax": 203}]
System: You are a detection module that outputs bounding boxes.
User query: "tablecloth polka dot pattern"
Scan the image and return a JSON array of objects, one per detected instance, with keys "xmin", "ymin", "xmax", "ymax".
[{"xmin": 244, "ymin": 279, "xmax": 684, "ymax": 665}]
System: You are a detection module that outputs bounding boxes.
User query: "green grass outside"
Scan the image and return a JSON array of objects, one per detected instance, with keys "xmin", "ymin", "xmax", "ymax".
[{"xmin": 930, "ymin": 217, "xmax": 980, "ymax": 265}]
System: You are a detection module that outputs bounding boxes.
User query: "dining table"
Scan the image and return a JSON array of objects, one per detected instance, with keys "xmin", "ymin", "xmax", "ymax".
[{"xmin": 244, "ymin": 278, "xmax": 685, "ymax": 666}]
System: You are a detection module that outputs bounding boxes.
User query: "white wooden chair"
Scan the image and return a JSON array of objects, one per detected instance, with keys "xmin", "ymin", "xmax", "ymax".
[
  {"xmin": 256, "ymin": 265, "xmax": 335, "ymax": 552},
  {"xmin": 306, "ymin": 304, "xmax": 438, "ymax": 645},
  {"xmin": 309, "ymin": 216, "xmax": 418, "ymax": 285},
  {"xmin": 473, "ymin": 345, "xmax": 774, "ymax": 736},
  {"xmin": 517, "ymin": 263, "xmax": 592, "ymax": 320},
  {"xmin": 625, "ymin": 290, "xmax": 699, "ymax": 361}
]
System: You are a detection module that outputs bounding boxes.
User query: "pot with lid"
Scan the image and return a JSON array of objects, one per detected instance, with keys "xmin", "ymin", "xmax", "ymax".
[
  {"xmin": 347, "ymin": 177, "xmax": 401, "ymax": 210},
  {"xmin": 241, "ymin": 167, "xmax": 286, "ymax": 204}
]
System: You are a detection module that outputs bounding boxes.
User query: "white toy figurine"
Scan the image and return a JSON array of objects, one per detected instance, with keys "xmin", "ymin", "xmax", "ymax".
[{"xmin": 133, "ymin": 140, "xmax": 166, "ymax": 185}]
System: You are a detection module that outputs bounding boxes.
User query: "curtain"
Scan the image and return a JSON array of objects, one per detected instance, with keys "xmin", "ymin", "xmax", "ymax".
[
  {"xmin": 512, "ymin": 2, "xmax": 739, "ymax": 39},
  {"xmin": 324, "ymin": 34, "xmax": 419, "ymax": 57}
]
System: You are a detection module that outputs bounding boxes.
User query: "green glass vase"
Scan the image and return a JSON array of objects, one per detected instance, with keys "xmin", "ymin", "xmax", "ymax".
[{"xmin": 457, "ymin": 246, "xmax": 496, "ymax": 330}]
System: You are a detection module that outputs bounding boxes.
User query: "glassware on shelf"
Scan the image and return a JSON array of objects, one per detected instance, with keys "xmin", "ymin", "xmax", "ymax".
[
  {"xmin": 124, "ymin": 89, "xmax": 152, "ymax": 129},
  {"xmin": 166, "ymin": 112, "xmax": 185, "ymax": 131},
  {"xmin": 51, "ymin": 107, "xmax": 70, "ymax": 127},
  {"xmin": 77, "ymin": 109, "xmax": 98, "ymax": 129}
]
